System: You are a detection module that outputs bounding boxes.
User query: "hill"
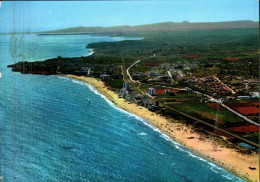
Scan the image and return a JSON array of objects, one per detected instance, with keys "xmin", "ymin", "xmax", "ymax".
[{"xmin": 43, "ymin": 21, "xmax": 259, "ymax": 34}]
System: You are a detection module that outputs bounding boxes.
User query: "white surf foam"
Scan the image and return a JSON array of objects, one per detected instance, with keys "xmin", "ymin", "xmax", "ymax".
[
  {"xmin": 137, "ymin": 132, "xmax": 147, "ymax": 136},
  {"xmin": 57, "ymin": 76, "xmax": 70, "ymax": 80}
]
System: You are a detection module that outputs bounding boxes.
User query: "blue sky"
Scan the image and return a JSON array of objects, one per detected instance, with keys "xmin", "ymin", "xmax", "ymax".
[{"xmin": 0, "ymin": 0, "xmax": 259, "ymax": 33}]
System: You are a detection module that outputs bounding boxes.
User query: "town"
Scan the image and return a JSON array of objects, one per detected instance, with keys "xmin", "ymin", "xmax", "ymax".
[{"xmin": 8, "ymin": 28, "xmax": 259, "ymax": 152}]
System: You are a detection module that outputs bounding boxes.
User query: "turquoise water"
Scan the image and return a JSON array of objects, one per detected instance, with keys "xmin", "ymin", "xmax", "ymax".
[{"xmin": 0, "ymin": 34, "xmax": 244, "ymax": 182}]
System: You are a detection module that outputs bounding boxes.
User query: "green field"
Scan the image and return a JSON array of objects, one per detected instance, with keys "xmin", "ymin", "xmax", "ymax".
[
  {"xmin": 158, "ymin": 93, "xmax": 244, "ymax": 125},
  {"xmin": 169, "ymin": 102, "xmax": 244, "ymax": 124}
]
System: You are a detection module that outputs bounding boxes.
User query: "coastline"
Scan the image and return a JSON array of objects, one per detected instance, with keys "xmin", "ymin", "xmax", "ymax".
[{"xmin": 65, "ymin": 74, "xmax": 259, "ymax": 182}]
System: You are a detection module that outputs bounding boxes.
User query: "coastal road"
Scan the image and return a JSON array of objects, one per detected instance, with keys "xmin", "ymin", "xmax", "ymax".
[
  {"xmin": 122, "ymin": 57, "xmax": 144, "ymax": 95},
  {"xmin": 126, "ymin": 59, "xmax": 141, "ymax": 83}
]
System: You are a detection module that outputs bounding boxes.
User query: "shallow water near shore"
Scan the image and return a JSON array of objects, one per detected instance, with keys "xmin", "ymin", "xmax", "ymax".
[{"xmin": 0, "ymin": 33, "xmax": 244, "ymax": 181}]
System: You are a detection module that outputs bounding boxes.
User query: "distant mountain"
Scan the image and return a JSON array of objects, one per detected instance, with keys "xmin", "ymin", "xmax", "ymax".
[{"xmin": 44, "ymin": 21, "xmax": 259, "ymax": 34}]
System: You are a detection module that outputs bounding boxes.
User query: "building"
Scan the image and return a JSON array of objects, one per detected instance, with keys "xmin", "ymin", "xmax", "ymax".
[
  {"xmin": 118, "ymin": 88, "xmax": 128, "ymax": 98},
  {"xmin": 237, "ymin": 96, "xmax": 250, "ymax": 100},
  {"xmin": 148, "ymin": 88, "xmax": 156, "ymax": 96},
  {"xmin": 123, "ymin": 82, "xmax": 130, "ymax": 90},
  {"xmin": 100, "ymin": 74, "xmax": 110, "ymax": 80},
  {"xmin": 250, "ymin": 92, "xmax": 259, "ymax": 98},
  {"xmin": 149, "ymin": 71, "xmax": 159, "ymax": 76},
  {"xmin": 186, "ymin": 87, "xmax": 193, "ymax": 93}
]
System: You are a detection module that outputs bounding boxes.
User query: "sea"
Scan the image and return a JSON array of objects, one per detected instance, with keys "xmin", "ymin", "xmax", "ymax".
[{"xmin": 0, "ymin": 33, "xmax": 244, "ymax": 182}]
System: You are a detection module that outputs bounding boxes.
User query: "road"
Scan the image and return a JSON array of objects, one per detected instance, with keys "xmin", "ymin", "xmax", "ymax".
[
  {"xmin": 193, "ymin": 91, "xmax": 259, "ymax": 126},
  {"xmin": 121, "ymin": 57, "xmax": 144, "ymax": 95},
  {"xmin": 126, "ymin": 59, "xmax": 141, "ymax": 83},
  {"xmin": 126, "ymin": 58, "xmax": 259, "ymax": 127},
  {"xmin": 213, "ymin": 75, "xmax": 236, "ymax": 94},
  {"xmin": 123, "ymin": 56, "xmax": 259, "ymax": 147},
  {"xmin": 125, "ymin": 56, "xmax": 258, "ymax": 127},
  {"xmin": 161, "ymin": 104, "xmax": 259, "ymax": 148},
  {"xmin": 218, "ymin": 100, "xmax": 259, "ymax": 126},
  {"xmin": 167, "ymin": 70, "xmax": 175, "ymax": 83}
]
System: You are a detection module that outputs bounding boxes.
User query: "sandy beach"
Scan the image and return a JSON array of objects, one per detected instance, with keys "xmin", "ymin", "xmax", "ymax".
[{"xmin": 65, "ymin": 75, "xmax": 259, "ymax": 182}]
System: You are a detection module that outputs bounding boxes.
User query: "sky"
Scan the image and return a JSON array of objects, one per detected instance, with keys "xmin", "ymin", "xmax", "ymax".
[{"xmin": 0, "ymin": 0, "xmax": 259, "ymax": 33}]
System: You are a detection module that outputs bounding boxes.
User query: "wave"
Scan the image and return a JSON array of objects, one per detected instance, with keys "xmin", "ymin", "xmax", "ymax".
[
  {"xmin": 208, "ymin": 163, "xmax": 244, "ymax": 181},
  {"xmin": 57, "ymin": 76, "xmax": 70, "ymax": 80},
  {"xmin": 137, "ymin": 132, "xmax": 147, "ymax": 136},
  {"xmin": 175, "ymin": 144, "xmax": 244, "ymax": 181}
]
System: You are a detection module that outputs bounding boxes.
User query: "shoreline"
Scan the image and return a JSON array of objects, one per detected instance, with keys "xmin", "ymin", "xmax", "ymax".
[
  {"xmin": 65, "ymin": 75, "xmax": 259, "ymax": 182},
  {"xmin": 88, "ymin": 48, "xmax": 95, "ymax": 56}
]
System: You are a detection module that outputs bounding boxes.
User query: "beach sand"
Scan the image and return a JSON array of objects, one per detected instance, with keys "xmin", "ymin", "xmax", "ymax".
[{"xmin": 65, "ymin": 75, "xmax": 259, "ymax": 182}]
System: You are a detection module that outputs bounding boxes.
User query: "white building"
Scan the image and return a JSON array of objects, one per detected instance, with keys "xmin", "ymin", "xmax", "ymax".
[{"xmin": 237, "ymin": 96, "xmax": 250, "ymax": 100}]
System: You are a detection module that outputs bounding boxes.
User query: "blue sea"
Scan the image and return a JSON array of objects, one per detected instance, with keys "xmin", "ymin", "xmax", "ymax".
[{"xmin": 0, "ymin": 33, "xmax": 244, "ymax": 182}]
